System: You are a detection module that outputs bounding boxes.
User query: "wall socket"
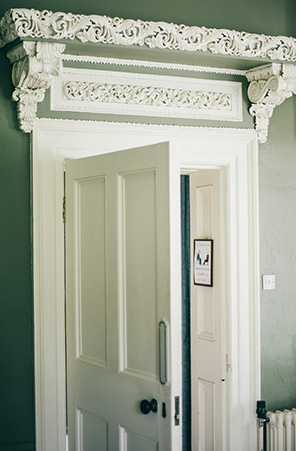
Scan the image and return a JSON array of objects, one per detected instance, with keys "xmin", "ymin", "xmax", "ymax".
[{"xmin": 262, "ymin": 274, "xmax": 276, "ymax": 290}]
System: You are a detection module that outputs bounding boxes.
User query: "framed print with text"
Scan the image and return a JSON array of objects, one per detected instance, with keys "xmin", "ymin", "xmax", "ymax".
[{"xmin": 194, "ymin": 239, "xmax": 213, "ymax": 286}]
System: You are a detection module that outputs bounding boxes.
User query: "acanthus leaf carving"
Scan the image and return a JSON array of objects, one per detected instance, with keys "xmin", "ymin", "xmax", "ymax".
[
  {"xmin": 63, "ymin": 80, "xmax": 232, "ymax": 112},
  {"xmin": 6, "ymin": 41, "xmax": 66, "ymax": 133},
  {"xmin": 246, "ymin": 63, "xmax": 296, "ymax": 143},
  {"xmin": 12, "ymin": 87, "xmax": 46, "ymax": 133},
  {"xmin": 0, "ymin": 8, "xmax": 296, "ymax": 62}
]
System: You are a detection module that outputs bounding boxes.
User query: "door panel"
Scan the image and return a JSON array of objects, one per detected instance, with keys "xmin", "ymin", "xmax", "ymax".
[
  {"xmin": 77, "ymin": 409, "xmax": 109, "ymax": 451},
  {"xmin": 197, "ymin": 378, "xmax": 215, "ymax": 451},
  {"xmin": 66, "ymin": 142, "xmax": 182, "ymax": 450},
  {"xmin": 75, "ymin": 176, "xmax": 107, "ymax": 367},
  {"xmin": 120, "ymin": 427, "xmax": 159, "ymax": 451},
  {"xmin": 119, "ymin": 169, "xmax": 157, "ymax": 381}
]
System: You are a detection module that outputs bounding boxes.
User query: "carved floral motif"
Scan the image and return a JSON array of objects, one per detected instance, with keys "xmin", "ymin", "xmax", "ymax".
[
  {"xmin": 0, "ymin": 8, "xmax": 296, "ymax": 62},
  {"xmin": 63, "ymin": 80, "xmax": 232, "ymax": 111}
]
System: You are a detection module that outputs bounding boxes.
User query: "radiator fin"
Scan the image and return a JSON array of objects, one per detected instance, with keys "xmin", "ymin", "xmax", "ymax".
[{"xmin": 267, "ymin": 409, "xmax": 296, "ymax": 451}]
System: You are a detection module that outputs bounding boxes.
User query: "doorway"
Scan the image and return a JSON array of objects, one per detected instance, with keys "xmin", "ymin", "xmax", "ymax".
[
  {"xmin": 181, "ymin": 168, "xmax": 225, "ymax": 450},
  {"xmin": 63, "ymin": 164, "xmax": 223, "ymax": 450},
  {"xmin": 32, "ymin": 119, "xmax": 260, "ymax": 451}
]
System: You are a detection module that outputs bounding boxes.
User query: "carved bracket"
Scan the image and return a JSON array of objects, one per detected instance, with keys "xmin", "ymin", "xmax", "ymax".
[
  {"xmin": 7, "ymin": 41, "xmax": 65, "ymax": 132},
  {"xmin": 246, "ymin": 63, "xmax": 296, "ymax": 143}
]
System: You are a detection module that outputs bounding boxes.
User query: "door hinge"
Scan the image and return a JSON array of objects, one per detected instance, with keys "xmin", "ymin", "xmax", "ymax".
[
  {"xmin": 174, "ymin": 396, "xmax": 180, "ymax": 426},
  {"xmin": 226, "ymin": 354, "xmax": 232, "ymax": 372},
  {"xmin": 62, "ymin": 196, "xmax": 66, "ymax": 223}
]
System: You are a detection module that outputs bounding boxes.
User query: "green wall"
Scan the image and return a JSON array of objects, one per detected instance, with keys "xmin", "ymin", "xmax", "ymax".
[
  {"xmin": 259, "ymin": 95, "xmax": 296, "ymax": 411},
  {"xmin": 0, "ymin": 50, "xmax": 34, "ymax": 449},
  {"xmin": 0, "ymin": 0, "xmax": 295, "ymax": 448}
]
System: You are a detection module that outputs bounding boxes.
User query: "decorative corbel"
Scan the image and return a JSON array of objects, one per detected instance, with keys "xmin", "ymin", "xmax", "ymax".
[
  {"xmin": 6, "ymin": 41, "xmax": 66, "ymax": 132},
  {"xmin": 246, "ymin": 63, "xmax": 296, "ymax": 143}
]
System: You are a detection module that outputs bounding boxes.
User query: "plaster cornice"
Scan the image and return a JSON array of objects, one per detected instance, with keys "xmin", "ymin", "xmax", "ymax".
[{"xmin": 0, "ymin": 8, "xmax": 296, "ymax": 62}]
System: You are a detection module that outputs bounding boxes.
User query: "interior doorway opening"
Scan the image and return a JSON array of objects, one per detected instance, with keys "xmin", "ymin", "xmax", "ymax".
[
  {"xmin": 33, "ymin": 119, "xmax": 260, "ymax": 451},
  {"xmin": 181, "ymin": 168, "xmax": 225, "ymax": 451},
  {"xmin": 62, "ymin": 166, "xmax": 222, "ymax": 450}
]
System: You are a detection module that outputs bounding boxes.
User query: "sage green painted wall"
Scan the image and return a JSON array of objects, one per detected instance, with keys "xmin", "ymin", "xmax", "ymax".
[
  {"xmin": 259, "ymin": 95, "xmax": 296, "ymax": 411},
  {"xmin": 0, "ymin": 50, "xmax": 35, "ymax": 448},
  {"xmin": 0, "ymin": 0, "xmax": 295, "ymax": 448}
]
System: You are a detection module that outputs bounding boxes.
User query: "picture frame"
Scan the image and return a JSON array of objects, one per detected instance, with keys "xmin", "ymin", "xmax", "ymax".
[{"xmin": 193, "ymin": 239, "xmax": 213, "ymax": 287}]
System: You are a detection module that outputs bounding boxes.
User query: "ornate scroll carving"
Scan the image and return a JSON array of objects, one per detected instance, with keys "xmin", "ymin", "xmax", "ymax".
[
  {"xmin": 0, "ymin": 8, "xmax": 296, "ymax": 62},
  {"xmin": 63, "ymin": 80, "xmax": 232, "ymax": 111},
  {"xmin": 6, "ymin": 41, "xmax": 65, "ymax": 132},
  {"xmin": 246, "ymin": 63, "xmax": 296, "ymax": 143},
  {"xmin": 51, "ymin": 68, "xmax": 242, "ymax": 121}
]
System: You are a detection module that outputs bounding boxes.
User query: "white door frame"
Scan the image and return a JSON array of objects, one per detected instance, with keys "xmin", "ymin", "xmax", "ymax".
[{"xmin": 32, "ymin": 118, "xmax": 260, "ymax": 451}]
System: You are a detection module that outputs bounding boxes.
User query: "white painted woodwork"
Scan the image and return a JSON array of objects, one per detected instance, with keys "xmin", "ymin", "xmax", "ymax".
[
  {"xmin": 75, "ymin": 177, "xmax": 107, "ymax": 368},
  {"xmin": 77, "ymin": 409, "xmax": 109, "ymax": 450},
  {"xmin": 32, "ymin": 119, "xmax": 260, "ymax": 451},
  {"xmin": 65, "ymin": 142, "xmax": 182, "ymax": 450},
  {"xmin": 119, "ymin": 427, "xmax": 159, "ymax": 451},
  {"xmin": 190, "ymin": 170, "xmax": 224, "ymax": 450},
  {"xmin": 51, "ymin": 67, "xmax": 242, "ymax": 122},
  {"xmin": 197, "ymin": 378, "xmax": 215, "ymax": 451},
  {"xmin": 120, "ymin": 170, "xmax": 157, "ymax": 381}
]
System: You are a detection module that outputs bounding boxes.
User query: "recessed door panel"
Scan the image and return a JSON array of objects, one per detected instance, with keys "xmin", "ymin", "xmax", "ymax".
[
  {"xmin": 196, "ymin": 186, "xmax": 213, "ymax": 238},
  {"xmin": 120, "ymin": 427, "xmax": 158, "ymax": 451},
  {"xmin": 196, "ymin": 288, "xmax": 215, "ymax": 341},
  {"xmin": 77, "ymin": 409, "xmax": 108, "ymax": 451},
  {"xmin": 197, "ymin": 379, "xmax": 215, "ymax": 451},
  {"xmin": 75, "ymin": 177, "xmax": 107, "ymax": 367},
  {"xmin": 119, "ymin": 170, "xmax": 157, "ymax": 381}
]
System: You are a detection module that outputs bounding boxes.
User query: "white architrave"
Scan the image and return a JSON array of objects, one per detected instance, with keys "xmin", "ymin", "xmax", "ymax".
[
  {"xmin": 246, "ymin": 63, "xmax": 296, "ymax": 143},
  {"xmin": 32, "ymin": 118, "xmax": 260, "ymax": 451}
]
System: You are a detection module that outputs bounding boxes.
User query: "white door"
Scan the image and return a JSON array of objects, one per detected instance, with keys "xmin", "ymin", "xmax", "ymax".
[
  {"xmin": 65, "ymin": 142, "xmax": 182, "ymax": 450},
  {"xmin": 190, "ymin": 170, "xmax": 225, "ymax": 450}
]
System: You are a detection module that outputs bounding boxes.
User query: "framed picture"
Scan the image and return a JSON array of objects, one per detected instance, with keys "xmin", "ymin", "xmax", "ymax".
[{"xmin": 194, "ymin": 239, "xmax": 213, "ymax": 286}]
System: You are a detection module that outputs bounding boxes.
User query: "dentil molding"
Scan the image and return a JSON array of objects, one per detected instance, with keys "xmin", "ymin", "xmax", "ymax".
[
  {"xmin": 62, "ymin": 54, "xmax": 246, "ymax": 76},
  {"xmin": 246, "ymin": 63, "xmax": 296, "ymax": 143},
  {"xmin": 7, "ymin": 41, "xmax": 65, "ymax": 132},
  {"xmin": 0, "ymin": 8, "xmax": 296, "ymax": 62}
]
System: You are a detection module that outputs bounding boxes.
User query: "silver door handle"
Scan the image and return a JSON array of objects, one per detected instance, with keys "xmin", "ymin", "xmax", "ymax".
[{"xmin": 159, "ymin": 320, "xmax": 168, "ymax": 385}]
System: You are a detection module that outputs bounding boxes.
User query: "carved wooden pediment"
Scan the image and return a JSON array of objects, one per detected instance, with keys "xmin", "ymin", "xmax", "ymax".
[{"xmin": 0, "ymin": 8, "xmax": 296, "ymax": 142}]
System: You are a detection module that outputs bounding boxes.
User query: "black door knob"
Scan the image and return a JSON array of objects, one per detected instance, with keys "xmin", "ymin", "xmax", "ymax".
[{"xmin": 140, "ymin": 398, "xmax": 158, "ymax": 415}]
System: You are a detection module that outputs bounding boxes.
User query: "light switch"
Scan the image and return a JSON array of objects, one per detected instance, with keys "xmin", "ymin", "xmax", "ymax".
[{"xmin": 262, "ymin": 274, "xmax": 276, "ymax": 290}]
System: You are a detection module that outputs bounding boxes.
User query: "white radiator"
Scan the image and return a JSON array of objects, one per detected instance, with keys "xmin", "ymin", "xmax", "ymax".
[{"xmin": 266, "ymin": 409, "xmax": 296, "ymax": 451}]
